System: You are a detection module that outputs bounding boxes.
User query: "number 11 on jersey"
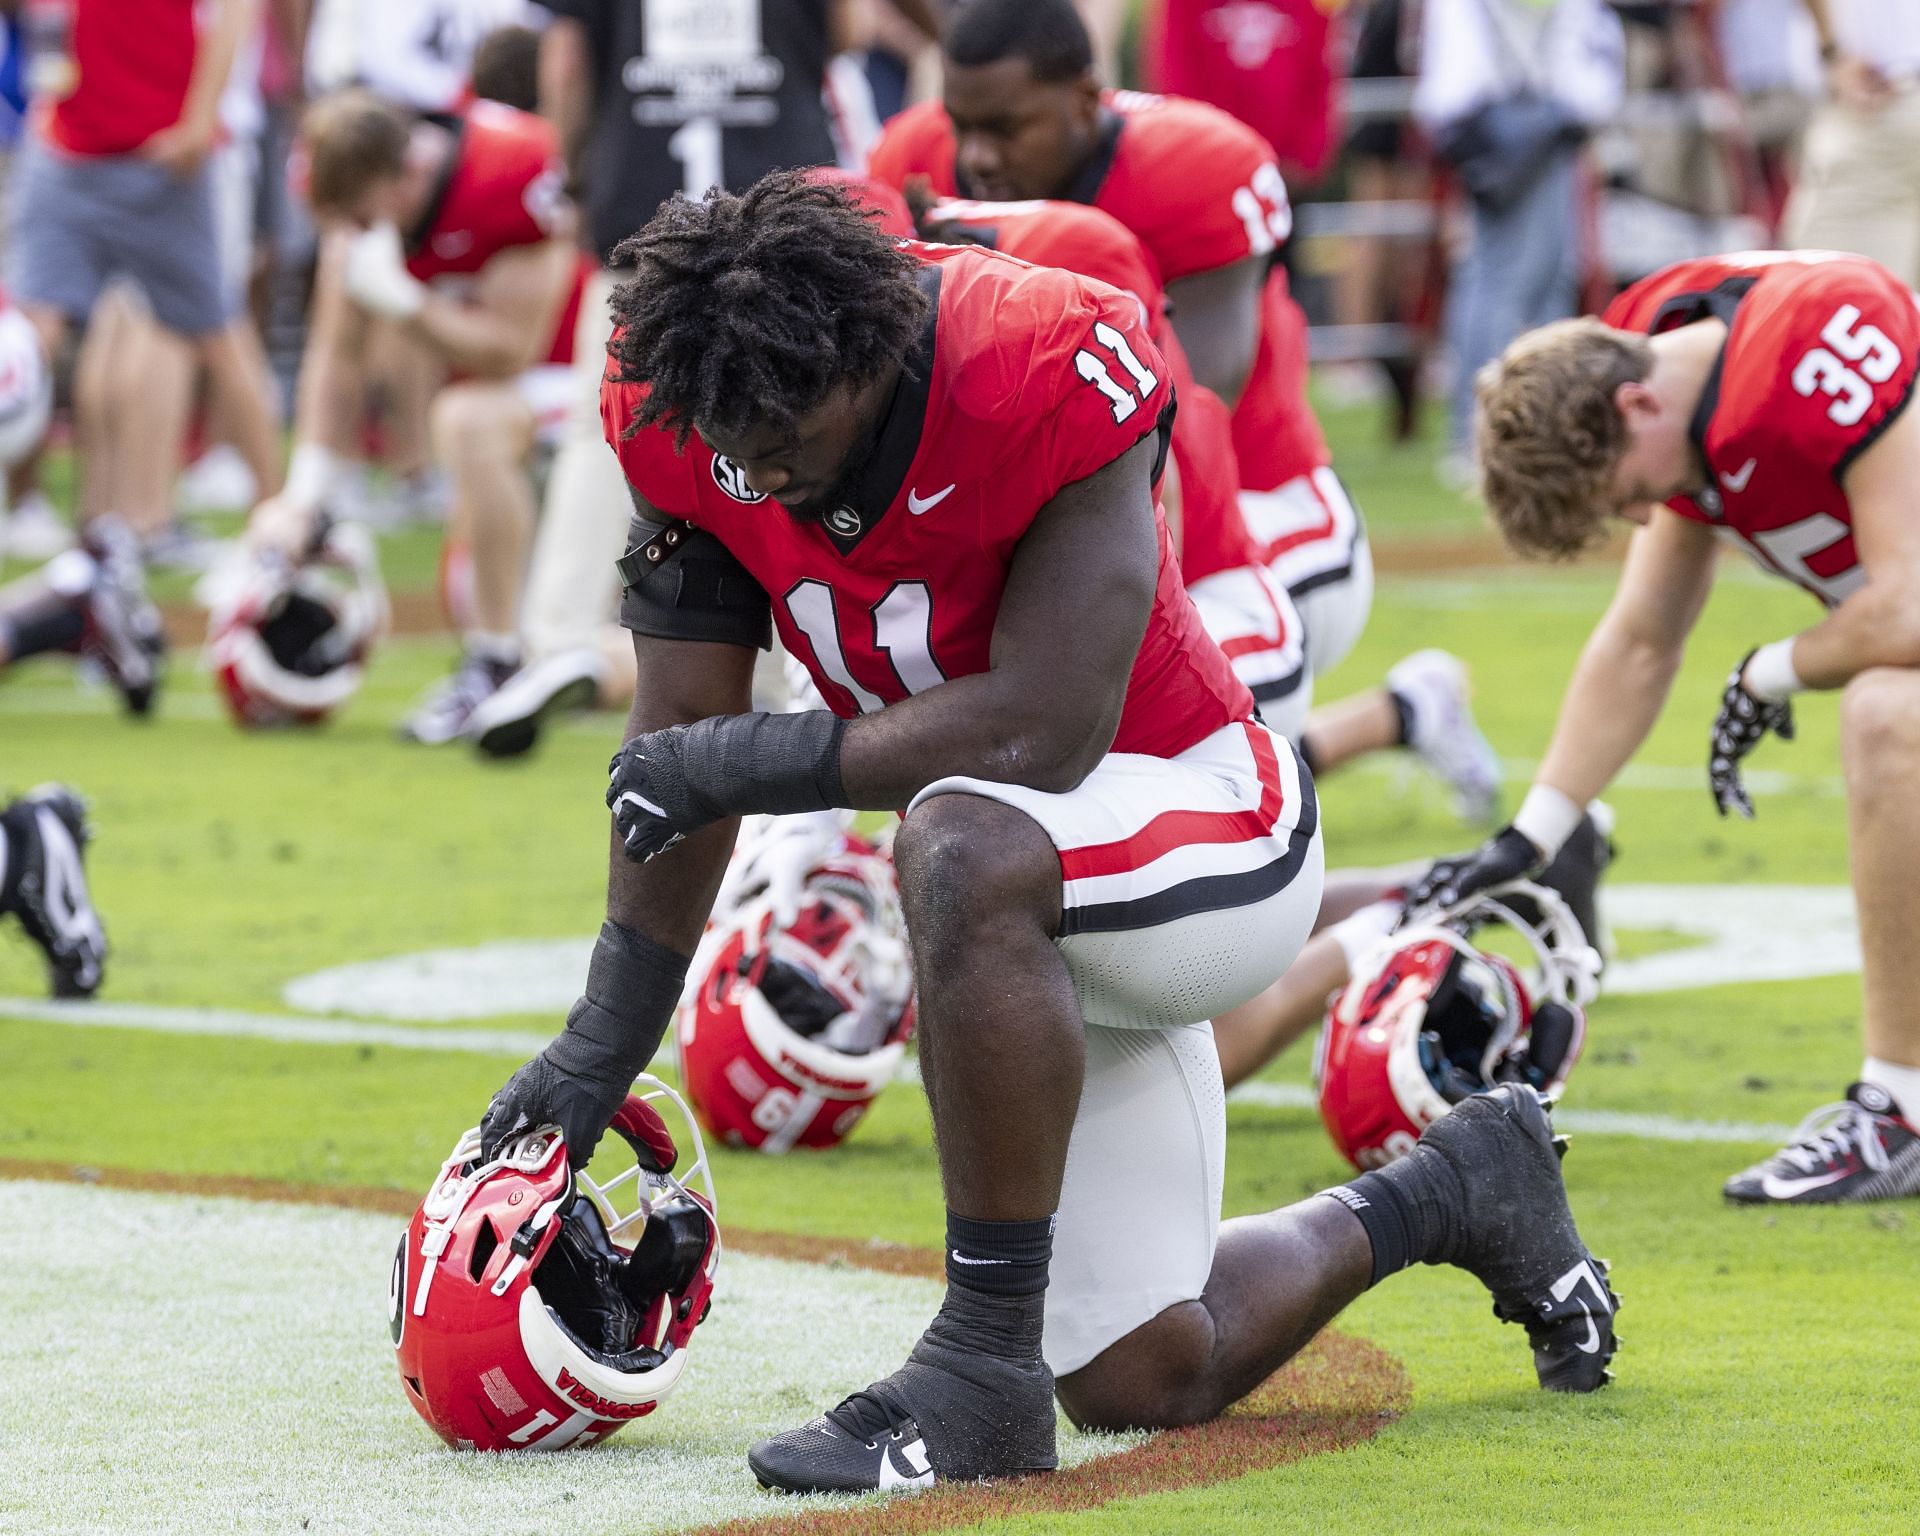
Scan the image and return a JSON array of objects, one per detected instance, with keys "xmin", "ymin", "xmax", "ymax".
[{"xmin": 1074, "ymin": 321, "xmax": 1160, "ymax": 423}]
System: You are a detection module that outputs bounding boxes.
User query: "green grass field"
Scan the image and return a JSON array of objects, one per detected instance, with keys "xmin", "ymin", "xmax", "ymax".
[{"xmin": 3, "ymin": 403, "xmax": 1917, "ymax": 1534}]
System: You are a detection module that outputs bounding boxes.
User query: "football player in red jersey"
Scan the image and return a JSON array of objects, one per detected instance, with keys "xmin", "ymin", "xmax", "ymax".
[
  {"xmin": 476, "ymin": 173, "xmax": 1617, "ymax": 1491},
  {"xmin": 867, "ymin": 0, "xmax": 1503, "ymax": 820},
  {"xmin": 1425, "ymin": 250, "xmax": 1920, "ymax": 1206},
  {"xmin": 247, "ymin": 89, "xmax": 588, "ymax": 743}
]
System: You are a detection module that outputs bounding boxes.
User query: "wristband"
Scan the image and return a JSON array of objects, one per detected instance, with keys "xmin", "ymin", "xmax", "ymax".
[
  {"xmin": 678, "ymin": 709, "xmax": 849, "ymax": 818},
  {"xmin": 544, "ymin": 920, "xmax": 689, "ymax": 1095},
  {"xmin": 284, "ymin": 443, "xmax": 341, "ymax": 508},
  {"xmin": 1512, "ymin": 784, "xmax": 1585, "ymax": 862},
  {"xmin": 1742, "ymin": 639, "xmax": 1804, "ymax": 703}
]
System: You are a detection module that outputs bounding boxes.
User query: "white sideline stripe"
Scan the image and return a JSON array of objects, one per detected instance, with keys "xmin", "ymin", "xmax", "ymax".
[
  {"xmin": 2, "ymin": 995, "xmax": 1797, "ymax": 1145},
  {"xmin": 0, "ymin": 996, "xmax": 551, "ymax": 1056},
  {"xmin": 1224, "ymin": 1080, "xmax": 1793, "ymax": 1143},
  {"xmin": 903, "ymin": 1060, "xmax": 1792, "ymax": 1144}
]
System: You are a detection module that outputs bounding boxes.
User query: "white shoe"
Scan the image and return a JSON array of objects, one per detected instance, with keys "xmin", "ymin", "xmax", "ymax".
[
  {"xmin": 4, "ymin": 492, "xmax": 75, "ymax": 559},
  {"xmin": 1387, "ymin": 649, "xmax": 1503, "ymax": 823},
  {"xmin": 467, "ymin": 647, "xmax": 605, "ymax": 758},
  {"xmin": 176, "ymin": 445, "xmax": 258, "ymax": 514}
]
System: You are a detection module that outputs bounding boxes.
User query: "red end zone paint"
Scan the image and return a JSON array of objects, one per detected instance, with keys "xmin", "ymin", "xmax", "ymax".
[{"xmin": 1, "ymin": 1159, "xmax": 1410, "ymax": 1532}]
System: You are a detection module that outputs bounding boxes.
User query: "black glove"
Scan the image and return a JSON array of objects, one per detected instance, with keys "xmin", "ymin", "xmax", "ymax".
[
  {"xmin": 479, "ymin": 1051, "xmax": 628, "ymax": 1167},
  {"xmin": 607, "ymin": 711, "xmax": 848, "ymax": 865},
  {"xmin": 607, "ymin": 727, "xmax": 715, "ymax": 864},
  {"xmin": 1404, "ymin": 824, "xmax": 1545, "ymax": 915},
  {"xmin": 1708, "ymin": 649, "xmax": 1794, "ymax": 819}
]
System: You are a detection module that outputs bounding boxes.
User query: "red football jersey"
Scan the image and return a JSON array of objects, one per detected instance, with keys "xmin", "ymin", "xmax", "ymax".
[
  {"xmin": 603, "ymin": 242, "xmax": 1251, "ymax": 761},
  {"xmin": 1605, "ymin": 252, "xmax": 1920, "ymax": 608},
  {"xmin": 44, "ymin": 0, "xmax": 197, "ymax": 158},
  {"xmin": 869, "ymin": 89, "xmax": 1328, "ymax": 491},
  {"xmin": 404, "ymin": 101, "xmax": 576, "ymax": 363},
  {"xmin": 920, "ymin": 197, "xmax": 1255, "ymax": 583}
]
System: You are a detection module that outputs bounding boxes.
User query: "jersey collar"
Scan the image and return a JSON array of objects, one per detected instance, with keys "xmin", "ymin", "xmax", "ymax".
[
  {"xmin": 818, "ymin": 263, "xmax": 943, "ymax": 556},
  {"xmin": 1061, "ymin": 107, "xmax": 1124, "ymax": 208},
  {"xmin": 1649, "ymin": 277, "xmax": 1756, "ymax": 508},
  {"xmin": 404, "ymin": 111, "xmax": 469, "ymax": 257}
]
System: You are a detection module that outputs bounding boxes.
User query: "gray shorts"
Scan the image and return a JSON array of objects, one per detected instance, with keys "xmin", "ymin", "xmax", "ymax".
[{"xmin": 7, "ymin": 132, "xmax": 231, "ymax": 336}]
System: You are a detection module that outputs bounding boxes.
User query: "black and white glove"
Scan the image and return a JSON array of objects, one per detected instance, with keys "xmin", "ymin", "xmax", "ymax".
[
  {"xmin": 606, "ymin": 711, "xmax": 849, "ymax": 865},
  {"xmin": 1708, "ymin": 649, "xmax": 1795, "ymax": 819},
  {"xmin": 607, "ymin": 727, "xmax": 715, "ymax": 864},
  {"xmin": 479, "ymin": 1051, "xmax": 628, "ymax": 1167},
  {"xmin": 1404, "ymin": 824, "xmax": 1545, "ymax": 916}
]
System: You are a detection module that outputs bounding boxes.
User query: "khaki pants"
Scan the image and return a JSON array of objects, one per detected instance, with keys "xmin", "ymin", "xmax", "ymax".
[
  {"xmin": 519, "ymin": 266, "xmax": 633, "ymax": 662},
  {"xmin": 1785, "ymin": 83, "xmax": 1920, "ymax": 287}
]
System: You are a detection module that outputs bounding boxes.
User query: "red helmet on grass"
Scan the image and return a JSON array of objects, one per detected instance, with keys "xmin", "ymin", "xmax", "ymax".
[
  {"xmin": 391, "ymin": 1076, "xmax": 720, "ymax": 1451},
  {"xmin": 207, "ymin": 520, "xmax": 388, "ymax": 727},
  {"xmin": 1315, "ymin": 883, "xmax": 1599, "ymax": 1170},
  {"xmin": 676, "ymin": 816, "xmax": 915, "ymax": 1152}
]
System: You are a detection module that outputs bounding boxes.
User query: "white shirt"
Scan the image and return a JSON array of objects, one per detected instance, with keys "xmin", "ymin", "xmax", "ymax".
[
  {"xmin": 1415, "ymin": 0, "xmax": 1625, "ymax": 130},
  {"xmin": 1717, "ymin": 0, "xmax": 1821, "ymax": 96},
  {"xmin": 1828, "ymin": 0, "xmax": 1920, "ymax": 78},
  {"xmin": 306, "ymin": 0, "xmax": 540, "ymax": 113}
]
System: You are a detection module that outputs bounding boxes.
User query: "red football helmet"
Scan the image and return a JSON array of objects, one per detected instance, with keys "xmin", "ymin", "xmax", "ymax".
[
  {"xmin": 390, "ymin": 1076, "xmax": 720, "ymax": 1451},
  {"xmin": 1315, "ymin": 883, "xmax": 1599, "ymax": 1169},
  {"xmin": 207, "ymin": 520, "xmax": 388, "ymax": 727},
  {"xmin": 676, "ymin": 813, "xmax": 915, "ymax": 1152}
]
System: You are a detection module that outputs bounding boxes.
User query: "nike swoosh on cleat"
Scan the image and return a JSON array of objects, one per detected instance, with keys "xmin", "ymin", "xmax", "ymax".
[
  {"xmin": 1759, "ymin": 1169, "xmax": 1852, "ymax": 1199},
  {"xmin": 907, "ymin": 484, "xmax": 955, "ymax": 515}
]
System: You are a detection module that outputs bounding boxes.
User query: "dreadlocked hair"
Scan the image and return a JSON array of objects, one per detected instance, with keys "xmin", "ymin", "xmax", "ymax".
[{"xmin": 608, "ymin": 170, "xmax": 931, "ymax": 448}]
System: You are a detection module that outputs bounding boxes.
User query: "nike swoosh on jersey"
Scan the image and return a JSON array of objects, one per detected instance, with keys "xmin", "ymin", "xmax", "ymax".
[
  {"xmin": 1720, "ymin": 458, "xmax": 1757, "ymax": 493},
  {"xmin": 907, "ymin": 484, "xmax": 956, "ymax": 515},
  {"xmin": 1760, "ymin": 1168, "xmax": 1853, "ymax": 1199}
]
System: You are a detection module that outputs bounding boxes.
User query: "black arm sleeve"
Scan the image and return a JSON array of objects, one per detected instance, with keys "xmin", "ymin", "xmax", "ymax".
[{"xmin": 615, "ymin": 511, "xmax": 773, "ymax": 650}]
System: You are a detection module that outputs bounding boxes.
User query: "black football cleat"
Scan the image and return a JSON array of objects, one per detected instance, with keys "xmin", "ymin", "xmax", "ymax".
[
  {"xmin": 2, "ymin": 785, "xmax": 107, "ymax": 997},
  {"xmin": 467, "ymin": 647, "xmax": 602, "ymax": 759},
  {"xmin": 80, "ymin": 518, "xmax": 166, "ymax": 716},
  {"xmin": 1724, "ymin": 1083, "xmax": 1920, "ymax": 1204},
  {"xmin": 748, "ymin": 1310, "xmax": 1057, "ymax": 1493},
  {"xmin": 1412, "ymin": 1084, "xmax": 1618, "ymax": 1391}
]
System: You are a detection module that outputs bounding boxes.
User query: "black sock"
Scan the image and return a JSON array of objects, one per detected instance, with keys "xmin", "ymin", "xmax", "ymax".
[
  {"xmin": 945, "ymin": 1211, "xmax": 1054, "ymax": 1296},
  {"xmin": 1387, "ymin": 687, "xmax": 1418, "ymax": 747},
  {"xmin": 0, "ymin": 600, "xmax": 86, "ymax": 662},
  {"xmin": 1321, "ymin": 1154, "xmax": 1464, "ymax": 1286}
]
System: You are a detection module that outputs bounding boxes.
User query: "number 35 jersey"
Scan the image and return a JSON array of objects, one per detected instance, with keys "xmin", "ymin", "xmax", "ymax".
[
  {"xmin": 603, "ymin": 241, "xmax": 1252, "ymax": 762},
  {"xmin": 1605, "ymin": 252, "xmax": 1920, "ymax": 607}
]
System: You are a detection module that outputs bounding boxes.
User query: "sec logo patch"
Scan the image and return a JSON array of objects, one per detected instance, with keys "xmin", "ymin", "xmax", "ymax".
[{"xmin": 711, "ymin": 455, "xmax": 767, "ymax": 504}]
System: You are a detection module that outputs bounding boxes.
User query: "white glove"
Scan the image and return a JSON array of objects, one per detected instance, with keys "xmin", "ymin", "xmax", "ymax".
[{"xmin": 341, "ymin": 221, "xmax": 426, "ymax": 321}]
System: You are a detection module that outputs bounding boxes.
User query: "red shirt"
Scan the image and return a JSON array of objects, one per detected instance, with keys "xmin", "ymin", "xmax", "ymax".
[
  {"xmin": 921, "ymin": 196, "xmax": 1257, "ymax": 584},
  {"xmin": 405, "ymin": 101, "xmax": 577, "ymax": 364},
  {"xmin": 603, "ymin": 242, "xmax": 1251, "ymax": 760},
  {"xmin": 1605, "ymin": 252, "xmax": 1920, "ymax": 608},
  {"xmin": 1143, "ymin": 0, "xmax": 1341, "ymax": 181},
  {"xmin": 44, "ymin": 0, "xmax": 197, "ymax": 158},
  {"xmin": 869, "ymin": 89, "xmax": 1328, "ymax": 492}
]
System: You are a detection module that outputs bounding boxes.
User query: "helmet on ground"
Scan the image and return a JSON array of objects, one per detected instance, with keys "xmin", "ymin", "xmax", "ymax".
[
  {"xmin": 391, "ymin": 1076, "xmax": 720, "ymax": 1451},
  {"xmin": 1314, "ymin": 882, "xmax": 1599, "ymax": 1169},
  {"xmin": 207, "ymin": 519, "xmax": 388, "ymax": 727},
  {"xmin": 676, "ymin": 813, "xmax": 915, "ymax": 1152}
]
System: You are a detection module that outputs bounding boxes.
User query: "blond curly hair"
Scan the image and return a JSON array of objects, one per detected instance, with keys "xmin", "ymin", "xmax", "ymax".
[{"xmin": 1473, "ymin": 318, "xmax": 1654, "ymax": 560}]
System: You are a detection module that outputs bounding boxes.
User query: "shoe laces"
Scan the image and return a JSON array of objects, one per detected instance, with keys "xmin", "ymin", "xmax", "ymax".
[
  {"xmin": 824, "ymin": 1386, "xmax": 913, "ymax": 1447},
  {"xmin": 1777, "ymin": 1099, "xmax": 1889, "ymax": 1176}
]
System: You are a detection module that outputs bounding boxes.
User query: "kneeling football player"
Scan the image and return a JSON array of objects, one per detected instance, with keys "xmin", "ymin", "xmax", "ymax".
[{"xmin": 478, "ymin": 173, "xmax": 1618, "ymax": 1494}]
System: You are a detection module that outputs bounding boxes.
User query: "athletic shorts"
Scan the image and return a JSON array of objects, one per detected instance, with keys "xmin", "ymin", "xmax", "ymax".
[
  {"xmin": 514, "ymin": 364, "xmax": 575, "ymax": 451},
  {"xmin": 7, "ymin": 132, "xmax": 231, "ymax": 337},
  {"xmin": 1238, "ymin": 468, "xmax": 1373, "ymax": 677},
  {"xmin": 1187, "ymin": 562, "xmax": 1311, "ymax": 741},
  {"xmin": 907, "ymin": 717, "xmax": 1326, "ymax": 1375}
]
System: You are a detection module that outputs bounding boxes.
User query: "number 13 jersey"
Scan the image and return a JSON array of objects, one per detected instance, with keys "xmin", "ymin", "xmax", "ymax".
[
  {"xmin": 602, "ymin": 241, "xmax": 1252, "ymax": 762},
  {"xmin": 1605, "ymin": 251, "xmax": 1920, "ymax": 607}
]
